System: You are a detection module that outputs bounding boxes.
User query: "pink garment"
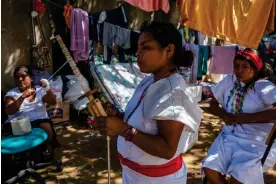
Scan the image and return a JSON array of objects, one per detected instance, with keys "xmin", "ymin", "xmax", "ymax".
[
  {"xmin": 124, "ymin": 0, "xmax": 170, "ymax": 13},
  {"xmin": 70, "ymin": 8, "xmax": 89, "ymax": 62},
  {"xmin": 209, "ymin": 46, "xmax": 236, "ymax": 74}
]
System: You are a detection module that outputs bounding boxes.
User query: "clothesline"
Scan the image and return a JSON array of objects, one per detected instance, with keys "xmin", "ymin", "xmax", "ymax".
[
  {"xmin": 43, "ymin": 0, "xmax": 121, "ymax": 20},
  {"xmin": 43, "ymin": 0, "xmax": 229, "ymax": 48}
]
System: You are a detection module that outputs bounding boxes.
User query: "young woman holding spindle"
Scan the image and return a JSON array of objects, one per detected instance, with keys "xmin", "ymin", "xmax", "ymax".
[{"xmin": 95, "ymin": 21, "xmax": 202, "ymax": 184}]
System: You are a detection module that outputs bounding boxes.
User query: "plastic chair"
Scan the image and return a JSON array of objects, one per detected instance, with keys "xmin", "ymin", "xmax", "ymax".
[{"xmin": 1, "ymin": 128, "xmax": 63, "ymax": 184}]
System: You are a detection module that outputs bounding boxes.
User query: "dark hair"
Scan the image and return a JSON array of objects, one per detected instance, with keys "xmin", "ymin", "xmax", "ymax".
[
  {"xmin": 234, "ymin": 48, "xmax": 275, "ymax": 89},
  {"xmin": 13, "ymin": 65, "xmax": 34, "ymax": 78},
  {"xmin": 140, "ymin": 21, "xmax": 193, "ymax": 68}
]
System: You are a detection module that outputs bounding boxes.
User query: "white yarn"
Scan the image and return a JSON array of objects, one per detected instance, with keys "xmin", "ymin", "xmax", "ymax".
[
  {"xmin": 31, "ymin": 11, "xmax": 38, "ymax": 17},
  {"xmin": 40, "ymin": 79, "xmax": 50, "ymax": 91}
]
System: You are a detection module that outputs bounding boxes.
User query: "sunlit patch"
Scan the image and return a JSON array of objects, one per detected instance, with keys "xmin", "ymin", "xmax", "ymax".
[
  {"xmin": 5, "ymin": 48, "xmax": 21, "ymax": 74},
  {"xmin": 63, "ymin": 134, "xmax": 72, "ymax": 138}
]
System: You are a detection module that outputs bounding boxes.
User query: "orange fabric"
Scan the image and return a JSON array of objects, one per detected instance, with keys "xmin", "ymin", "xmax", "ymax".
[
  {"xmin": 63, "ymin": 5, "xmax": 73, "ymax": 28},
  {"xmin": 178, "ymin": 0, "xmax": 276, "ymax": 49},
  {"xmin": 118, "ymin": 153, "xmax": 183, "ymax": 177}
]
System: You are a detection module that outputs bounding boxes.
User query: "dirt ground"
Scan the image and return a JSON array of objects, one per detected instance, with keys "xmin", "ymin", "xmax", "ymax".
[{"xmin": 37, "ymin": 104, "xmax": 276, "ymax": 184}]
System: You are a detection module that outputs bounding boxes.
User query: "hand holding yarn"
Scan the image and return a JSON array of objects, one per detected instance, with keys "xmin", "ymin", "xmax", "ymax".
[
  {"xmin": 39, "ymin": 79, "xmax": 50, "ymax": 91},
  {"xmin": 21, "ymin": 88, "xmax": 36, "ymax": 99}
]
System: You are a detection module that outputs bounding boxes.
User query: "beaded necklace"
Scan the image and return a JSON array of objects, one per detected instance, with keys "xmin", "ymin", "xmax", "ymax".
[{"xmin": 226, "ymin": 80, "xmax": 252, "ymax": 114}]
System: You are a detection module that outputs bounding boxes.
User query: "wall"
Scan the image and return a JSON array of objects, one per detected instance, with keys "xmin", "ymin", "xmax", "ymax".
[
  {"xmin": 1, "ymin": 0, "xmax": 52, "ymax": 91},
  {"xmin": 1, "ymin": 0, "xmax": 32, "ymax": 91},
  {"xmin": 1, "ymin": 0, "xmax": 180, "ymax": 91}
]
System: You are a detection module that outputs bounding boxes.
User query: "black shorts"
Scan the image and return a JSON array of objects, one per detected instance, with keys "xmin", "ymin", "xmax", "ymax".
[{"xmin": 31, "ymin": 118, "xmax": 53, "ymax": 128}]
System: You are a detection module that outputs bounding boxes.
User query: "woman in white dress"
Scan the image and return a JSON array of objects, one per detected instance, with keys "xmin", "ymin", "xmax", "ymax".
[
  {"xmin": 4, "ymin": 65, "xmax": 58, "ymax": 147},
  {"xmin": 202, "ymin": 48, "xmax": 276, "ymax": 184},
  {"xmin": 96, "ymin": 21, "xmax": 202, "ymax": 184}
]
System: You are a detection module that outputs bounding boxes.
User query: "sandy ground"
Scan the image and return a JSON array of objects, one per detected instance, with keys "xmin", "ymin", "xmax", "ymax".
[{"xmin": 32, "ymin": 104, "xmax": 276, "ymax": 184}]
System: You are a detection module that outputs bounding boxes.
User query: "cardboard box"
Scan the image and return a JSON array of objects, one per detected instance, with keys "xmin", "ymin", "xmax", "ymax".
[{"xmin": 47, "ymin": 99, "xmax": 70, "ymax": 125}]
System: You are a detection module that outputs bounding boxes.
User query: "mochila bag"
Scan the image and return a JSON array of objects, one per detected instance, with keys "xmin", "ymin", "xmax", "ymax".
[{"xmin": 31, "ymin": 11, "xmax": 51, "ymax": 70}]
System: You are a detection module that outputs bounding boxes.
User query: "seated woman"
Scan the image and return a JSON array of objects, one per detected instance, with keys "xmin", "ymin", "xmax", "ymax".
[
  {"xmin": 95, "ymin": 21, "xmax": 202, "ymax": 184},
  {"xmin": 4, "ymin": 65, "xmax": 58, "ymax": 147},
  {"xmin": 202, "ymin": 49, "xmax": 276, "ymax": 184}
]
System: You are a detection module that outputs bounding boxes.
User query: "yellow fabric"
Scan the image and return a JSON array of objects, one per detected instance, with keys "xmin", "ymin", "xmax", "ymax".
[{"xmin": 179, "ymin": 0, "xmax": 275, "ymax": 49}]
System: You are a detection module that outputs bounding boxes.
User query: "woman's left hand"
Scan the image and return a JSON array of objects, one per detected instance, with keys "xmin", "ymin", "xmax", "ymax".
[
  {"xmin": 222, "ymin": 113, "xmax": 237, "ymax": 125},
  {"xmin": 95, "ymin": 116, "xmax": 129, "ymax": 136},
  {"xmin": 235, "ymin": 113, "xmax": 249, "ymax": 124}
]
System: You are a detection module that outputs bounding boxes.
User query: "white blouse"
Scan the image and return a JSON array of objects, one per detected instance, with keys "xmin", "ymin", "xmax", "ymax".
[
  {"xmin": 211, "ymin": 74, "xmax": 276, "ymax": 141},
  {"xmin": 117, "ymin": 73, "xmax": 202, "ymax": 165},
  {"xmin": 5, "ymin": 86, "xmax": 48, "ymax": 122}
]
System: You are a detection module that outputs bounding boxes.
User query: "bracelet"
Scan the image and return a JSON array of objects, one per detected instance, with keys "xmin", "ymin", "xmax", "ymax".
[{"xmin": 125, "ymin": 126, "xmax": 137, "ymax": 142}]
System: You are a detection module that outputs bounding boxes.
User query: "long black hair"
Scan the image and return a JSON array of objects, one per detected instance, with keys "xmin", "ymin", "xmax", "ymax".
[
  {"xmin": 234, "ymin": 48, "xmax": 275, "ymax": 89},
  {"xmin": 140, "ymin": 21, "xmax": 193, "ymax": 69},
  {"xmin": 13, "ymin": 65, "xmax": 34, "ymax": 78}
]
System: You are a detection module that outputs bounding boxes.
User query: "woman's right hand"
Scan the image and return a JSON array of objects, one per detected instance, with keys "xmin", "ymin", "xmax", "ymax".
[
  {"xmin": 103, "ymin": 102, "xmax": 119, "ymax": 116},
  {"xmin": 21, "ymin": 88, "xmax": 36, "ymax": 99}
]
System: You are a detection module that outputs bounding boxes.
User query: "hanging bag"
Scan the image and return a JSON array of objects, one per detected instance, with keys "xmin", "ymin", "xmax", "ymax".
[{"xmin": 31, "ymin": 8, "xmax": 51, "ymax": 70}]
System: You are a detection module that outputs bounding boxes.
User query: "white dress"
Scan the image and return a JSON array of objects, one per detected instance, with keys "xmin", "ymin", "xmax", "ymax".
[
  {"xmin": 117, "ymin": 73, "xmax": 203, "ymax": 184},
  {"xmin": 5, "ymin": 86, "xmax": 48, "ymax": 121},
  {"xmin": 202, "ymin": 74, "xmax": 276, "ymax": 184}
]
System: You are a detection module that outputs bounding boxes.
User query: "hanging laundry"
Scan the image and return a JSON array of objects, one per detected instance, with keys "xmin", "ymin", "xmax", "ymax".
[
  {"xmin": 179, "ymin": 27, "xmax": 199, "ymax": 44},
  {"xmin": 183, "ymin": 43, "xmax": 199, "ymax": 84},
  {"xmin": 124, "ymin": 0, "xmax": 170, "ymax": 13},
  {"xmin": 70, "ymin": 8, "xmax": 89, "ymax": 62},
  {"xmin": 63, "ymin": 5, "xmax": 72, "ymax": 28},
  {"xmin": 179, "ymin": 27, "xmax": 185, "ymax": 46},
  {"xmin": 125, "ymin": 31, "xmax": 140, "ymax": 56},
  {"xmin": 198, "ymin": 32, "xmax": 209, "ymax": 46},
  {"xmin": 97, "ymin": 6, "xmax": 128, "ymax": 43},
  {"xmin": 189, "ymin": 29, "xmax": 198, "ymax": 44},
  {"xmin": 198, "ymin": 32, "xmax": 219, "ymax": 46},
  {"xmin": 89, "ymin": 7, "xmax": 127, "ymax": 63},
  {"xmin": 209, "ymin": 46, "xmax": 236, "ymax": 74},
  {"xmin": 102, "ymin": 22, "xmax": 131, "ymax": 62},
  {"xmin": 88, "ymin": 7, "xmax": 127, "ymax": 42},
  {"xmin": 197, "ymin": 46, "xmax": 209, "ymax": 80},
  {"xmin": 98, "ymin": 6, "xmax": 127, "ymax": 27},
  {"xmin": 89, "ymin": 12, "xmax": 101, "ymax": 41},
  {"xmin": 178, "ymin": 0, "xmax": 275, "ymax": 49}
]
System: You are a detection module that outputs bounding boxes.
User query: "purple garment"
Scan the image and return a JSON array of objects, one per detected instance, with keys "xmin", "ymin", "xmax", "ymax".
[
  {"xmin": 70, "ymin": 8, "xmax": 89, "ymax": 62},
  {"xmin": 209, "ymin": 46, "xmax": 236, "ymax": 74}
]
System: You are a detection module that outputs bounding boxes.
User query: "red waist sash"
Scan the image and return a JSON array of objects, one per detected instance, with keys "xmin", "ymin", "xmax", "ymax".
[{"xmin": 117, "ymin": 153, "xmax": 183, "ymax": 177}]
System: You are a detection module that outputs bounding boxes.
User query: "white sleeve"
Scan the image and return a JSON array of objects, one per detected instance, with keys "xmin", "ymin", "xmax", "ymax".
[
  {"xmin": 211, "ymin": 74, "xmax": 234, "ymax": 105},
  {"xmin": 5, "ymin": 88, "xmax": 19, "ymax": 100},
  {"xmin": 258, "ymin": 81, "xmax": 276, "ymax": 105},
  {"xmin": 144, "ymin": 78, "xmax": 202, "ymax": 133}
]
